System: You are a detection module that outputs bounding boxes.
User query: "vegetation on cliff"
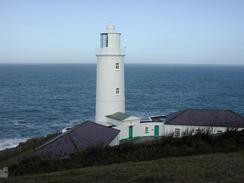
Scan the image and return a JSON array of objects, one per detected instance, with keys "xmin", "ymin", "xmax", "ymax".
[{"xmin": 7, "ymin": 129, "xmax": 244, "ymax": 176}]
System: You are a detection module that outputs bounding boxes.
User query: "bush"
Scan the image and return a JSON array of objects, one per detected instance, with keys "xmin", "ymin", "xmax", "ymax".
[{"xmin": 9, "ymin": 129, "xmax": 244, "ymax": 176}]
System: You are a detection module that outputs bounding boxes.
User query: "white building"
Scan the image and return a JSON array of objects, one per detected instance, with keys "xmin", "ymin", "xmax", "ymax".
[
  {"xmin": 105, "ymin": 112, "xmax": 164, "ymax": 140},
  {"xmin": 95, "ymin": 25, "xmax": 244, "ymax": 141},
  {"xmin": 95, "ymin": 24, "xmax": 125, "ymax": 125},
  {"xmin": 163, "ymin": 109, "xmax": 244, "ymax": 137},
  {"xmin": 104, "ymin": 109, "xmax": 244, "ymax": 140},
  {"xmin": 106, "ymin": 112, "xmax": 141, "ymax": 140}
]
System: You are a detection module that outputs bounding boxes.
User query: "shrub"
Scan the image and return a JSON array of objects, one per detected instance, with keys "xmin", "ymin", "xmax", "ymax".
[{"xmin": 9, "ymin": 129, "xmax": 244, "ymax": 176}]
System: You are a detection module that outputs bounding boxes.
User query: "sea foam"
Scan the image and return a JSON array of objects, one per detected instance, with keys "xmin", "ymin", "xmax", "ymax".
[{"xmin": 0, "ymin": 138, "xmax": 28, "ymax": 151}]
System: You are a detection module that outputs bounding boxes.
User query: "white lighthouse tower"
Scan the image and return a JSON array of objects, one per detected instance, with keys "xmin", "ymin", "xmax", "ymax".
[{"xmin": 95, "ymin": 24, "xmax": 125, "ymax": 125}]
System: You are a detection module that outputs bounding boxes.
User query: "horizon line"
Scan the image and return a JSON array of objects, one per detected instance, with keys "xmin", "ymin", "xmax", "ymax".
[{"xmin": 0, "ymin": 62, "xmax": 244, "ymax": 66}]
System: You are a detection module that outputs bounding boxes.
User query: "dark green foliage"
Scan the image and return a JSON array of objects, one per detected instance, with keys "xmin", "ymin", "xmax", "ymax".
[
  {"xmin": 0, "ymin": 133, "xmax": 59, "ymax": 167},
  {"xmin": 3, "ymin": 151, "xmax": 244, "ymax": 183},
  {"xmin": 9, "ymin": 129, "xmax": 244, "ymax": 176}
]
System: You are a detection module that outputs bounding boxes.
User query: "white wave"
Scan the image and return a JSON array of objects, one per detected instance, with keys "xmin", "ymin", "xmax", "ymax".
[
  {"xmin": 13, "ymin": 119, "xmax": 20, "ymax": 126},
  {"xmin": 0, "ymin": 138, "xmax": 28, "ymax": 151},
  {"xmin": 68, "ymin": 119, "xmax": 83, "ymax": 125},
  {"xmin": 13, "ymin": 119, "xmax": 38, "ymax": 129}
]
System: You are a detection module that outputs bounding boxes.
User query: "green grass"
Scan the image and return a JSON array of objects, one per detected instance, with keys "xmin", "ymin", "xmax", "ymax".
[
  {"xmin": 7, "ymin": 129, "xmax": 244, "ymax": 176},
  {"xmin": 2, "ymin": 150, "xmax": 244, "ymax": 183}
]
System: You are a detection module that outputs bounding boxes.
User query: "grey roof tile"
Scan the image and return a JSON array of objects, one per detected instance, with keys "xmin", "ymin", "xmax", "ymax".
[
  {"xmin": 32, "ymin": 121, "xmax": 120, "ymax": 158},
  {"xmin": 165, "ymin": 109, "xmax": 244, "ymax": 127},
  {"xmin": 106, "ymin": 112, "xmax": 132, "ymax": 121}
]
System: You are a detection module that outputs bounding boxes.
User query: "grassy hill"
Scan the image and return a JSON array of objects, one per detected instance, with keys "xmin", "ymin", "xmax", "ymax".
[
  {"xmin": 1, "ymin": 150, "xmax": 244, "ymax": 183},
  {"xmin": 8, "ymin": 129, "xmax": 244, "ymax": 176},
  {"xmin": 1, "ymin": 129, "xmax": 244, "ymax": 182}
]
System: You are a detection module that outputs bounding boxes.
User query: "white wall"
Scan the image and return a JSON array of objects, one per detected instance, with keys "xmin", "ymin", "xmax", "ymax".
[
  {"xmin": 113, "ymin": 121, "xmax": 244, "ymax": 141},
  {"xmin": 138, "ymin": 122, "xmax": 164, "ymax": 137},
  {"xmin": 106, "ymin": 116, "xmax": 143, "ymax": 140},
  {"xmin": 109, "ymin": 118, "xmax": 164, "ymax": 140},
  {"xmin": 113, "ymin": 119, "xmax": 140, "ymax": 140},
  {"xmin": 164, "ymin": 124, "xmax": 244, "ymax": 137},
  {"xmin": 107, "ymin": 112, "xmax": 244, "ymax": 141},
  {"xmin": 106, "ymin": 117, "xmax": 123, "ymax": 126},
  {"xmin": 109, "ymin": 134, "xmax": 120, "ymax": 146}
]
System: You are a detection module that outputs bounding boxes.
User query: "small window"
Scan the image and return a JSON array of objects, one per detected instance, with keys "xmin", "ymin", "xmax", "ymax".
[
  {"xmin": 115, "ymin": 63, "xmax": 120, "ymax": 70},
  {"xmin": 175, "ymin": 128, "xmax": 180, "ymax": 137},
  {"xmin": 145, "ymin": 127, "xmax": 149, "ymax": 133},
  {"xmin": 116, "ymin": 88, "xmax": 120, "ymax": 95},
  {"xmin": 100, "ymin": 33, "xmax": 108, "ymax": 48}
]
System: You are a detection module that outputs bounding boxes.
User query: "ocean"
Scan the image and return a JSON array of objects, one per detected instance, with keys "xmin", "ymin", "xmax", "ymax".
[{"xmin": 0, "ymin": 64, "xmax": 244, "ymax": 150}]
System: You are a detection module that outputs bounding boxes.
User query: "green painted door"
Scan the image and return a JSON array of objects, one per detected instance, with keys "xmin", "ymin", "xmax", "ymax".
[
  {"xmin": 154, "ymin": 125, "xmax": 159, "ymax": 136},
  {"xmin": 129, "ymin": 126, "xmax": 133, "ymax": 139}
]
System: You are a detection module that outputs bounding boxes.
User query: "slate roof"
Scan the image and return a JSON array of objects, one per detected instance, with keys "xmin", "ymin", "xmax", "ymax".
[
  {"xmin": 150, "ymin": 115, "xmax": 166, "ymax": 122},
  {"xmin": 32, "ymin": 121, "xmax": 120, "ymax": 158},
  {"xmin": 140, "ymin": 115, "xmax": 165, "ymax": 123},
  {"xmin": 106, "ymin": 112, "xmax": 132, "ymax": 121},
  {"xmin": 165, "ymin": 109, "xmax": 244, "ymax": 127}
]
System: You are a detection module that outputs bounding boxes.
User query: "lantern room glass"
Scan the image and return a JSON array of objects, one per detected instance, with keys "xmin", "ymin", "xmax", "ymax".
[{"xmin": 100, "ymin": 33, "xmax": 108, "ymax": 48}]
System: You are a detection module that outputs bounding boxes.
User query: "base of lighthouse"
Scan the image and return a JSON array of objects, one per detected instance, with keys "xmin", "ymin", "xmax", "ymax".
[{"xmin": 96, "ymin": 100, "xmax": 125, "ymax": 125}]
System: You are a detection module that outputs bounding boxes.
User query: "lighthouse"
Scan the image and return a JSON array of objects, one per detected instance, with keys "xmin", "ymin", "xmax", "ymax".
[{"xmin": 95, "ymin": 24, "xmax": 125, "ymax": 125}]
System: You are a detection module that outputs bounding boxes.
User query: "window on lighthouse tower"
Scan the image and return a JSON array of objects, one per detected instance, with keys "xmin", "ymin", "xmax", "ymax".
[
  {"xmin": 116, "ymin": 88, "xmax": 120, "ymax": 95},
  {"xmin": 100, "ymin": 33, "xmax": 108, "ymax": 47},
  {"xmin": 115, "ymin": 63, "xmax": 120, "ymax": 70}
]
